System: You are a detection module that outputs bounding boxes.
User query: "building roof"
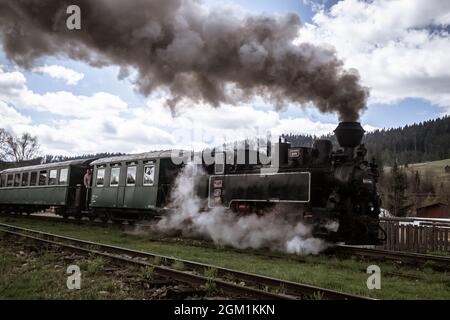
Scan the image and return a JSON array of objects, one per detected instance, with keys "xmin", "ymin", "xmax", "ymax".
[
  {"xmin": 0, "ymin": 159, "xmax": 95, "ymax": 174},
  {"xmin": 90, "ymin": 150, "xmax": 188, "ymax": 165}
]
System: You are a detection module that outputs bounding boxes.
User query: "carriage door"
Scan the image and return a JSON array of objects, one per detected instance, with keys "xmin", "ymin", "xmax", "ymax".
[
  {"xmin": 123, "ymin": 162, "xmax": 137, "ymax": 208},
  {"xmin": 109, "ymin": 164, "xmax": 122, "ymax": 208}
]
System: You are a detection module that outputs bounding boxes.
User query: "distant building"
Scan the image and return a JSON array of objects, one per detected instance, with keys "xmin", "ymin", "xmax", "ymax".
[
  {"xmin": 416, "ymin": 202, "xmax": 449, "ymax": 218},
  {"xmin": 445, "ymin": 165, "xmax": 450, "ymax": 173}
]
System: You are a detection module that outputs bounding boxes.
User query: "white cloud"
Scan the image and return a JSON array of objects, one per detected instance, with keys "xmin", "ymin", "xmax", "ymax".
[
  {"xmin": 0, "ymin": 100, "xmax": 31, "ymax": 129},
  {"xmin": 22, "ymin": 91, "xmax": 128, "ymax": 118},
  {"xmin": 33, "ymin": 64, "xmax": 84, "ymax": 85},
  {"xmin": 0, "ymin": 68, "xmax": 27, "ymax": 97},
  {"xmin": 0, "ymin": 67, "xmax": 127, "ymax": 118},
  {"xmin": 0, "ymin": 66, "xmax": 362, "ymax": 156},
  {"xmin": 297, "ymin": 0, "xmax": 450, "ymax": 114},
  {"xmin": 302, "ymin": 0, "xmax": 329, "ymax": 13}
]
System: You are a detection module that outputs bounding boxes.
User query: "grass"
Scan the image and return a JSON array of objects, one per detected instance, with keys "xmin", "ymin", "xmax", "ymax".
[
  {"xmin": 0, "ymin": 216, "xmax": 449, "ymax": 299},
  {"xmin": 141, "ymin": 266, "xmax": 155, "ymax": 280},
  {"xmin": 0, "ymin": 236, "xmax": 147, "ymax": 299},
  {"xmin": 86, "ymin": 256, "xmax": 106, "ymax": 275},
  {"xmin": 406, "ymin": 158, "xmax": 450, "ymax": 175},
  {"xmin": 203, "ymin": 268, "xmax": 218, "ymax": 296},
  {"xmin": 386, "ymin": 158, "xmax": 450, "ymax": 183},
  {"xmin": 171, "ymin": 260, "xmax": 185, "ymax": 271}
]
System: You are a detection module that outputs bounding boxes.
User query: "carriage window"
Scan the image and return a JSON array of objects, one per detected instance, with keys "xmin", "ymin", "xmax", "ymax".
[
  {"xmin": 14, "ymin": 173, "xmax": 21, "ymax": 187},
  {"xmin": 21, "ymin": 172, "xmax": 29, "ymax": 186},
  {"xmin": 96, "ymin": 168, "xmax": 105, "ymax": 187},
  {"xmin": 59, "ymin": 168, "xmax": 68, "ymax": 185},
  {"xmin": 49, "ymin": 170, "xmax": 57, "ymax": 185},
  {"xmin": 126, "ymin": 166, "xmax": 136, "ymax": 186},
  {"xmin": 39, "ymin": 171, "xmax": 47, "ymax": 185},
  {"xmin": 30, "ymin": 172, "xmax": 37, "ymax": 186},
  {"xmin": 143, "ymin": 165, "xmax": 155, "ymax": 186},
  {"xmin": 110, "ymin": 167, "xmax": 120, "ymax": 186},
  {"xmin": 7, "ymin": 175, "xmax": 13, "ymax": 187},
  {"xmin": 0, "ymin": 175, "xmax": 5, "ymax": 188}
]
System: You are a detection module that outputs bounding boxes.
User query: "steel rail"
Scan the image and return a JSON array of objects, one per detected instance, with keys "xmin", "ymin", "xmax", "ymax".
[
  {"xmin": 4, "ymin": 213, "xmax": 448, "ymax": 270},
  {"xmin": 0, "ymin": 226, "xmax": 293, "ymax": 300},
  {"xmin": 333, "ymin": 245, "xmax": 450, "ymax": 269},
  {"xmin": 0, "ymin": 222, "xmax": 370, "ymax": 300},
  {"xmin": 2, "ymin": 213, "xmax": 448, "ymax": 271}
]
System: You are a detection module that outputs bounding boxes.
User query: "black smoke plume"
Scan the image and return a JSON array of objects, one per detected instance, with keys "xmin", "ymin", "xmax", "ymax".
[{"xmin": 0, "ymin": 0, "xmax": 369, "ymax": 120}]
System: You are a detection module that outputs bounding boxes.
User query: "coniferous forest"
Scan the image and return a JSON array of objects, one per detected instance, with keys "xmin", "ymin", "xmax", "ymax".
[{"xmin": 283, "ymin": 115, "xmax": 450, "ymax": 167}]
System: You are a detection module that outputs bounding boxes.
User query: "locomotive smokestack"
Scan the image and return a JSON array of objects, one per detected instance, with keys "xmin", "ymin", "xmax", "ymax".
[{"xmin": 334, "ymin": 122, "xmax": 365, "ymax": 158}]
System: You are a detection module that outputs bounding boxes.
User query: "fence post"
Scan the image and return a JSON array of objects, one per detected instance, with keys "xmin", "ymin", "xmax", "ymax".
[
  {"xmin": 432, "ymin": 226, "xmax": 436, "ymax": 253},
  {"xmin": 394, "ymin": 223, "xmax": 400, "ymax": 250},
  {"xmin": 406, "ymin": 226, "xmax": 410, "ymax": 252},
  {"xmin": 445, "ymin": 229, "xmax": 449, "ymax": 253},
  {"xmin": 413, "ymin": 226, "xmax": 418, "ymax": 253}
]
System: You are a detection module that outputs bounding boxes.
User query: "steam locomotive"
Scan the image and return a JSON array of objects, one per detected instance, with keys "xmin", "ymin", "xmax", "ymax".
[
  {"xmin": 205, "ymin": 121, "xmax": 382, "ymax": 245},
  {"xmin": 0, "ymin": 122, "xmax": 383, "ymax": 245}
]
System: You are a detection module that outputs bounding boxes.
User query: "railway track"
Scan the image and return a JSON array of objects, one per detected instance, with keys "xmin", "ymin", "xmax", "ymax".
[
  {"xmin": 331, "ymin": 245, "xmax": 450, "ymax": 270},
  {"xmin": 2, "ymin": 212, "xmax": 449, "ymax": 271},
  {"xmin": 0, "ymin": 222, "xmax": 369, "ymax": 300}
]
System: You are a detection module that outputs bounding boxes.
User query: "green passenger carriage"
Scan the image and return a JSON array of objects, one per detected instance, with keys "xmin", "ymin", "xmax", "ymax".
[
  {"xmin": 0, "ymin": 159, "xmax": 93, "ymax": 216},
  {"xmin": 89, "ymin": 151, "xmax": 183, "ymax": 222}
]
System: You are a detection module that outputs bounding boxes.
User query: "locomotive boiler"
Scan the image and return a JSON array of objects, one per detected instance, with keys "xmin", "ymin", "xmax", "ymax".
[{"xmin": 207, "ymin": 122, "xmax": 383, "ymax": 245}]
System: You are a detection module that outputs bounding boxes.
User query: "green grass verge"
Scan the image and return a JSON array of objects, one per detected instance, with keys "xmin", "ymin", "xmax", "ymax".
[
  {"xmin": 1, "ymin": 216, "xmax": 449, "ymax": 299},
  {"xmin": 386, "ymin": 158, "xmax": 450, "ymax": 181},
  {"xmin": 0, "ymin": 236, "xmax": 147, "ymax": 299}
]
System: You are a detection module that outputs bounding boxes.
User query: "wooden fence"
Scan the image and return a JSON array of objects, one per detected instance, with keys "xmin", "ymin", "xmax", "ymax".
[{"xmin": 378, "ymin": 218, "xmax": 450, "ymax": 253}]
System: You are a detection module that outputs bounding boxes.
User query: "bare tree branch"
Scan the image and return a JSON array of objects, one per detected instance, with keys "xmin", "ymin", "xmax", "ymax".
[{"xmin": 0, "ymin": 129, "xmax": 40, "ymax": 163}]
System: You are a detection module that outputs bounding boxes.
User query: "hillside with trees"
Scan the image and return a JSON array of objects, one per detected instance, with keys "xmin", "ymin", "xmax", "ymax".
[{"xmin": 284, "ymin": 115, "xmax": 450, "ymax": 167}]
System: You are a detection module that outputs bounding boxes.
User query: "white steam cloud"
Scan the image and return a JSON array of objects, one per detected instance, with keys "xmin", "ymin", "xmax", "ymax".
[{"xmin": 156, "ymin": 163, "xmax": 329, "ymax": 255}]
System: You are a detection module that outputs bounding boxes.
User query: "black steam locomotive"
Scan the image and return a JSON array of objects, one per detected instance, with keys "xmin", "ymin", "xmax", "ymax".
[
  {"xmin": 0, "ymin": 122, "xmax": 383, "ymax": 245},
  {"xmin": 206, "ymin": 122, "xmax": 382, "ymax": 245}
]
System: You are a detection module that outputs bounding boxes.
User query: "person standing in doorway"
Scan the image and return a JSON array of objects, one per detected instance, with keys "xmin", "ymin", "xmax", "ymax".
[{"xmin": 83, "ymin": 168, "xmax": 93, "ymax": 209}]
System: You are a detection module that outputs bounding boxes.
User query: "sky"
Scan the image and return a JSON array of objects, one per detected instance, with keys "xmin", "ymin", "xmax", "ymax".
[{"xmin": 0, "ymin": 0, "xmax": 449, "ymax": 156}]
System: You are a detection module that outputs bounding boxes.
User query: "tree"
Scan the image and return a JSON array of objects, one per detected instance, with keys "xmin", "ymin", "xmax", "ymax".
[
  {"xmin": 413, "ymin": 170, "xmax": 421, "ymax": 193},
  {"xmin": 0, "ymin": 129, "xmax": 8, "ymax": 160},
  {"xmin": 0, "ymin": 130, "xmax": 40, "ymax": 163},
  {"xmin": 386, "ymin": 162, "xmax": 412, "ymax": 217}
]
